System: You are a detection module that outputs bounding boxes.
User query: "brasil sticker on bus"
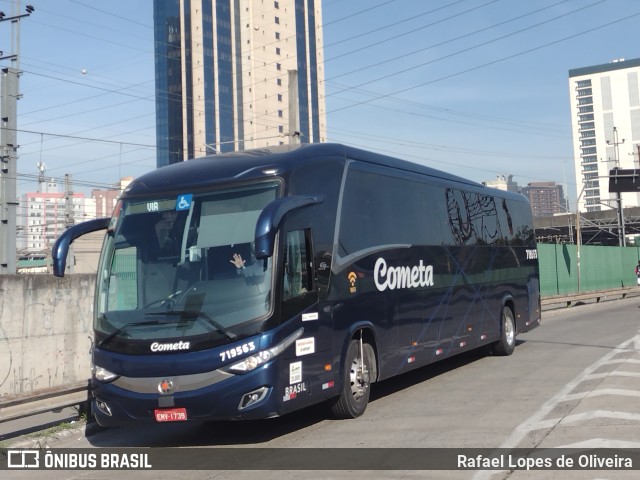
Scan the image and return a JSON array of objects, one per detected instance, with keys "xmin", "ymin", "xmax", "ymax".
[{"xmin": 154, "ymin": 407, "xmax": 187, "ymax": 422}]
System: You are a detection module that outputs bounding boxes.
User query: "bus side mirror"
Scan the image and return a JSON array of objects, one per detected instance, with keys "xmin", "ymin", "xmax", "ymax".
[
  {"xmin": 254, "ymin": 195, "xmax": 323, "ymax": 260},
  {"xmin": 52, "ymin": 217, "xmax": 111, "ymax": 277}
]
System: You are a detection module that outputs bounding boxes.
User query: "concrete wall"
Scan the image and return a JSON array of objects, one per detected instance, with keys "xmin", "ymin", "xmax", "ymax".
[{"xmin": 0, "ymin": 274, "xmax": 95, "ymax": 399}]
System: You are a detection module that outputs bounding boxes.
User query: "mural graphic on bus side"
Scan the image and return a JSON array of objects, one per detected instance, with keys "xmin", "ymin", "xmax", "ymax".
[{"xmin": 373, "ymin": 257, "xmax": 434, "ymax": 292}]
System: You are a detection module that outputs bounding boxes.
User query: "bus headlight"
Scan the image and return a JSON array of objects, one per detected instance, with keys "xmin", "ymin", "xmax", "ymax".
[
  {"xmin": 223, "ymin": 328, "xmax": 303, "ymax": 374},
  {"xmin": 92, "ymin": 365, "xmax": 120, "ymax": 383}
]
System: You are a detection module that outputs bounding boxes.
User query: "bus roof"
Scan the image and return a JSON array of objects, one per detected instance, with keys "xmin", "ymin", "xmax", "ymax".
[{"xmin": 124, "ymin": 143, "xmax": 524, "ymax": 202}]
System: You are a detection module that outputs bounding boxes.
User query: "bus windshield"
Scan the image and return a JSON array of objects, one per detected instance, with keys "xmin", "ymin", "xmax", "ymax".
[{"xmin": 95, "ymin": 182, "xmax": 279, "ymax": 350}]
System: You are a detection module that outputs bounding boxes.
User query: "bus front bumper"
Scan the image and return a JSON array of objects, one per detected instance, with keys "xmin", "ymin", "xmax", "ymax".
[{"xmin": 91, "ymin": 364, "xmax": 283, "ymax": 427}]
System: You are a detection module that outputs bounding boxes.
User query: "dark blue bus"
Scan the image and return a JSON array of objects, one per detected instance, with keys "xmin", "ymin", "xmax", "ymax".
[{"xmin": 52, "ymin": 143, "xmax": 540, "ymax": 426}]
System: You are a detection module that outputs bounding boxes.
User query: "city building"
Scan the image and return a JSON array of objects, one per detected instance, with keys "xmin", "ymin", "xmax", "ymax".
[
  {"xmin": 18, "ymin": 180, "xmax": 95, "ymax": 255},
  {"xmin": 483, "ymin": 174, "xmax": 520, "ymax": 192},
  {"xmin": 482, "ymin": 175, "xmax": 566, "ymax": 218},
  {"xmin": 153, "ymin": 0, "xmax": 327, "ymax": 167},
  {"xmin": 17, "ymin": 177, "xmax": 131, "ymax": 272},
  {"xmin": 92, "ymin": 176, "xmax": 133, "ymax": 218},
  {"xmin": 569, "ymin": 58, "xmax": 640, "ymax": 212},
  {"xmin": 521, "ymin": 182, "xmax": 566, "ymax": 218}
]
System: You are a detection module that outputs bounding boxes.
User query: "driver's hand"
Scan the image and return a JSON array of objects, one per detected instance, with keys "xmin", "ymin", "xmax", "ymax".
[{"xmin": 230, "ymin": 254, "xmax": 245, "ymax": 269}]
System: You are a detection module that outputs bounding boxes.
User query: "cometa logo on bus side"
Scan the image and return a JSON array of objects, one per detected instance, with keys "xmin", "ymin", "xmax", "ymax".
[{"xmin": 374, "ymin": 257, "xmax": 434, "ymax": 292}]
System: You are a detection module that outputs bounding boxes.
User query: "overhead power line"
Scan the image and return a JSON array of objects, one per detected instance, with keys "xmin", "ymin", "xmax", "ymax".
[
  {"xmin": 325, "ymin": 0, "xmax": 498, "ymax": 61},
  {"xmin": 327, "ymin": 0, "xmax": 570, "ymax": 82},
  {"xmin": 2, "ymin": 126, "xmax": 158, "ymax": 149},
  {"xmin": 327, "ymin": 7, "xmax": 640, "ymax": 115},
  {"xmin": 327, "ymin": 0, "xmax": 606, "ymax": 100}
]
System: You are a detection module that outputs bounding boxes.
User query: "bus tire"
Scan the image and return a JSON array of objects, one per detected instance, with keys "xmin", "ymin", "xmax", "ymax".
[
  {"xmin": 493, "ymin": 306, "xmax": 516, "ymax": 356},
  {"xmin": 330, "ymin": 339, "xmax": 375, "ymax": 419}
]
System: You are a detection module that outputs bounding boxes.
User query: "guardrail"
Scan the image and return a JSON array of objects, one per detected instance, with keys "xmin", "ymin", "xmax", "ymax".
[
  {"xmin": 2, "ymin": 287, "xmax": 640, "ymax": 431},
  {"xmin": 0, "ymin": 382, "xmax": 89, "ymax": 424},
  {"xmin": 541, "ymin": 287, "xmax": 638, "ymax": 308}
]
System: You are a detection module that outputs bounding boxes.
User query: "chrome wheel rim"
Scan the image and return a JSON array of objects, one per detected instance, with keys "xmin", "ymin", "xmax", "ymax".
[
  {"xmin": 505, "ymin": 313, "xmax": 515, "ymax": 346},
  {"xmin": 349, "ymin": 355, "xmax": 369, "ymax": 400}
]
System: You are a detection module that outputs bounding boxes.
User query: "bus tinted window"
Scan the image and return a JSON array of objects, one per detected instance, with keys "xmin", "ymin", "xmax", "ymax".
[
  {"xmin": 338, "ymin": 166, "xmax": 444, "ymax": 258},
  {"xmin": 444, "ymin": 189, "xmax": 534, "ymax": 247},
  {"xmin": 504, "ymin": 199, "xmax": 536, "ymax": 247},
  {"xmin": 445, "ymin": 188, "xmax": 508, "ymax": 245}
]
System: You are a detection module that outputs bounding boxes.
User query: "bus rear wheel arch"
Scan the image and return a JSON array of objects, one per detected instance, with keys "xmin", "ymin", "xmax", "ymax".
[
  {"xmin": 493, "ymin": 304, "xmax": 516, "ymax": 356},
  {"xmin": 330, "ymin": 332, "xmax": 377, "ymax": 419}
]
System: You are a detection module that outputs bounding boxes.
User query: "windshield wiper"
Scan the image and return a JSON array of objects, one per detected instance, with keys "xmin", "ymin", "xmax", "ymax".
[
  {"xmin": 146, "ymin": 310, "xmax": 237, "ymax": 341},
  {"xmin": 97, "ymin": 319, "xmax": 171, "ymax": 348}
]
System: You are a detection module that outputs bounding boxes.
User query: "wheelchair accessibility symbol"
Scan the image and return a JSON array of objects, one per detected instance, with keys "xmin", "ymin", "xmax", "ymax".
[{"xmin": 176, "ymin": 194, "xmax": 193, "ymax": 211}]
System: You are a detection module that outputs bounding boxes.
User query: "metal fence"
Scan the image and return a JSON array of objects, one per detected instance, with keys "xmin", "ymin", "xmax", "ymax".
[{"xmin": 538, "ymin": 244, "xmax": 640, "ymax": 297}]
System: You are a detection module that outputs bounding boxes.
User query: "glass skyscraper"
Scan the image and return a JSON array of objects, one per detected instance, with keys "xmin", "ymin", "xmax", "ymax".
[{"xmin": 153, "ymin": 0, "xmax": 326, "ymax": 167}]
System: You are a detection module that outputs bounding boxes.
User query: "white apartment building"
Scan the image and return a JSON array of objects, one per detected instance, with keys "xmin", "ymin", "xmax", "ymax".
[
  {"xmin": 569, "ymin": 58, "xmax": 640, "ymax": 212},
  {"xmin": 18, "ymin": 177, "xmax": 133, "ymax": 266},
  {"xmin": 154, "ymin": 0, "xmax": 327, "ymax": 167}
]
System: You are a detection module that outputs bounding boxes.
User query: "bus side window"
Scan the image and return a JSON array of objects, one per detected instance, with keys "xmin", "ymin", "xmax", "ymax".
[{"xmin": 283, "ymin": 229, "xmax": 312, "ymax": 300}]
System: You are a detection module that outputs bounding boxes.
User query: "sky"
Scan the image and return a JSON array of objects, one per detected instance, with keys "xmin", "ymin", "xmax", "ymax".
[{"xmin": 4, "ymin": 0, "xmax": 640, "ymax": 207}]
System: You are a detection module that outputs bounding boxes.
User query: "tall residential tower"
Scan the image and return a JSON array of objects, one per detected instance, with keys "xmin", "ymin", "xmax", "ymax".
[
  {"xmin": 153, "ymin": 0, "xmax": 326, "ymax": 167},
  {"xmin": 569, "ymin": 58, "xmax": 640, "ymax": 212}
]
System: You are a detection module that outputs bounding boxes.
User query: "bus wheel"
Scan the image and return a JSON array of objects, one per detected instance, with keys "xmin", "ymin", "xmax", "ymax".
[
  {"xmin": 493, "ymin": 306, "xmax": 516, "ymax": 356},
  {"xmin": 330, "ymin": 339, "xmax": 374, "ymax": 419}
]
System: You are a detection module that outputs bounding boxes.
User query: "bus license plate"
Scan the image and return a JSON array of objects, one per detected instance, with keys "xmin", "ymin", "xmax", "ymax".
[{"xmin": 154, "ymin": 408, "xmax": 187, "ymax": 422}]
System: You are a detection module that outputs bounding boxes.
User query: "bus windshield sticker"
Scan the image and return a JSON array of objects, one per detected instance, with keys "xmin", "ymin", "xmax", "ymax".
[{"xmin": 176, "ymin": 194, "xmax": 193, "ymax": 211}]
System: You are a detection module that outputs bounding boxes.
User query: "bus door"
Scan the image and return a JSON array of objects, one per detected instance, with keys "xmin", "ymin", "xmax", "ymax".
[{"xmin": 279, "ymin": 229, "xmax": 332, "ymax": 408}]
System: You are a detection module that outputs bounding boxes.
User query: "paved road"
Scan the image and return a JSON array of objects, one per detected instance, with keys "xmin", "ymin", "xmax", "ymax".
[{"xmin": 4, "ymin": 297, "xmax": 640, "ymax": 479}]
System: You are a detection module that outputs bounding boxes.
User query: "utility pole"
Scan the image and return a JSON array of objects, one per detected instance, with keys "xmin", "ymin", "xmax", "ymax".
[
  {"xmin": 64, "ymin": 174, "xmax": 74, "ymax": 274},
  {"xmin": 0, "ymin": 3, "xmax": 34, "ymax": 274},
  {"xmin": 607, "ymin": 126, "xmax": 626, "ymax": 247},
  {"xmin": 0, "ymin": 67, "xmax": 18, "ymax": 273},
  {"xmin": 64, "ymin": 174, "xmax": 74, "ymax": 228},
  {"xmin": 36, "ymin": 161, "xmax": 45, "ymax": 191}
]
